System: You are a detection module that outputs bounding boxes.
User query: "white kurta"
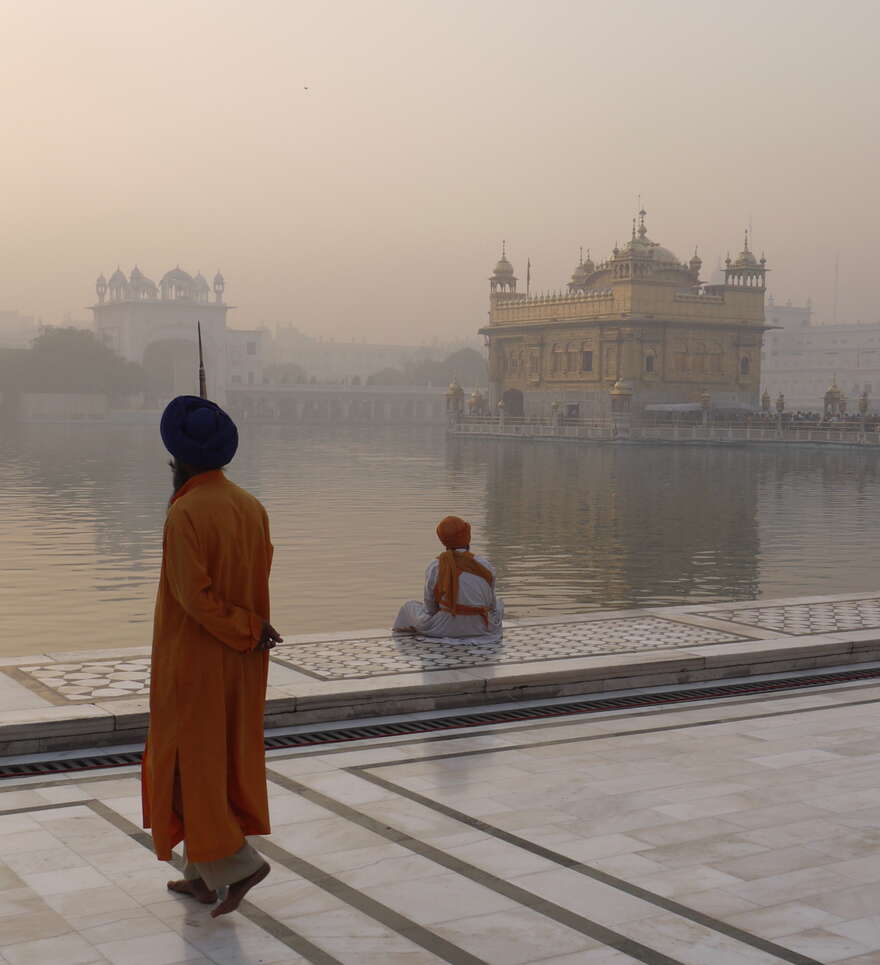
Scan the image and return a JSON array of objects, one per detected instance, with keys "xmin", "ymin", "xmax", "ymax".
[{"xmin": 394, "ymin": 551, "xmax": 504, "ymax": 644}]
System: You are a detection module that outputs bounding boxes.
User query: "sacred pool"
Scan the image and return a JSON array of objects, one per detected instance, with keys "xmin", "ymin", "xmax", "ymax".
[{"xmin": 1, "ymin": 421, "xmax": 879, "ymax": 658}]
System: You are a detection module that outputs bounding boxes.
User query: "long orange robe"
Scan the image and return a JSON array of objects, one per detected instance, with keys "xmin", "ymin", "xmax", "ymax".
[{"xmin": 142, "ymin": 470, "xmax": 273, "ymax": 863}]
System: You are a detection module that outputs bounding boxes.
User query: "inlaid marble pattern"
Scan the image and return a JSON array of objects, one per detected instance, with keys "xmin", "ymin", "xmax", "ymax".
[
  {"xmin": 13, "ymin": 656, "xmax": 152, "ymax": 703},
  {"xmin": 3, "ymin": 616, "xmax": 750, "ymax": 700},
  {"xmin": 272, "ymin": 616, "xmax": 748, "ymax": 680},
  {"xmin": 696, "ymin": 596, "xmax": 880, "ymax": 635}
]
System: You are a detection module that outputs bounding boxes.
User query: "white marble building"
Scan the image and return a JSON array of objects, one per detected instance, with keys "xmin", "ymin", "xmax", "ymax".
[
  {"xmin": 91, "ymin": 266, "xmax": 267, "ymax": 402},
  {"xmin": 762, "ymin": 294, "xmax": 880, "ymax": 410}
]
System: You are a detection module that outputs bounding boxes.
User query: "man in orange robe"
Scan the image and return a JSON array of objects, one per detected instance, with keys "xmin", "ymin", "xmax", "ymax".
[
  {"xmin": 393, "ymin": 516, "xmax": 503, "ymax": 642},
  {"xmin": 142, "ymin": 395, "xmax": 282, "ymax": 917}
]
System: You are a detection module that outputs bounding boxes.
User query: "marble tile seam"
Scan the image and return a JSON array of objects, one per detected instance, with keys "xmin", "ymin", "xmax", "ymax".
[
  {"xmin": 264, "ymin": 769, "xmax": 820, "ymax": 965},
  {"xmin": 262, "ymin": 770, "xmax": 685, "ymax": 965},
  {"xmin": 84, "ymin": 797, "xmax": 346, "ymax": 965}
]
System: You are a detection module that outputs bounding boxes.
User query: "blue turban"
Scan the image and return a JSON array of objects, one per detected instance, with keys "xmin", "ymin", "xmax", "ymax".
[{"xmin": 160, "ymin": 396, "xmax": 238, "ymax": 470}]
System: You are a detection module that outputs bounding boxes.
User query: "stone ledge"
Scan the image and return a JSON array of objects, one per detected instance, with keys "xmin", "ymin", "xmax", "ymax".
[{"xmin": 1, "ymin": 632, "xmax": 878, "ymax": 757}]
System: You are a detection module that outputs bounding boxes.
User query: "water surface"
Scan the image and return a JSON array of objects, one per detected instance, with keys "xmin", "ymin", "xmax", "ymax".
[{"xmin": 1, "ymin": 423, "xmax": 878, "ymax": 656}]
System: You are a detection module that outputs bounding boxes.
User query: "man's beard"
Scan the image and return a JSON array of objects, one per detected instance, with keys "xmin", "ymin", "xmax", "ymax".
[{"xmin": 169, "ymin": 460, "xmax": 195, "ymax": 504}]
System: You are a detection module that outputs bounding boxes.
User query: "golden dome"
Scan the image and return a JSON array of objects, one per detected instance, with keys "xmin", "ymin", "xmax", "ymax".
[{"xmin": 493, "ymin": 255, "xmax": 514, "ymax": 276}]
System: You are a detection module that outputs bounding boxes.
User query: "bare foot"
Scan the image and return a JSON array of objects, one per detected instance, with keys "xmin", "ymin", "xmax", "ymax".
[
  {"xmin": 210, "ymin": 862, "xmax": 271, "ymax": 918},
  {"xmin": 167, "ymin": 877, "xmax": 217, "ymax": 904}
]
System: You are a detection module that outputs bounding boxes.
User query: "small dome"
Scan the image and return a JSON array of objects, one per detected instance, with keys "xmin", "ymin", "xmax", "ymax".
[
  {"xmin": 733, "ymin": 231, "xmax": 759, "ymax": 268},
  {"xmin": 162, "ymin": 266, "xmax": 194, "ymax": 285},
  {"xmin": 109, "ymin": 267, "xmax": 127, "ymax": 286},
  {"xmin": 213, "ymin": 270, "xmax": 225, "ymax": 285},
  {"xmin": 130, "ymin": 265, "xmax": 144, "ymax": 282},
  {"xmin": 734, "ymin": 249, "xmax": 758, "ymax": 268},
  {"xmin": 571, "ymin": 262, "xmax": 587, "ymax": 284},
  {"xmin": 194, "ymin": 271, "xmax": 210, "ymax": 292},
  {"xmin": 493, "ymin": 255, "xmax": 514, "ymax": 277},
  {"xmin": 96, "ymin": 273, "xmax": 107, "ymax": 284}
]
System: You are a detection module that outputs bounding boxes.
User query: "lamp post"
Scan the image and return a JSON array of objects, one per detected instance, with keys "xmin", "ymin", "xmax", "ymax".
[
  {"xmin": 497, "ymin": 399, "xmax": 505, "ymax": 428},
  {"xmin": 609, "ymin": 380, "xmax": 633, "ymax": 439},
  {"xmin": 700, "ymin": 390, "xmax": 711, "ymax": 427},
  {"xmin": 859, "ymin": 389, "xmax": 869, "ymax": 434},
  {"xmin": 776, "ymin": 393, "xmax": 785, "ymax": 435},
  {"xmin": 446, "ymin": 378, "xmax": 464, "ymax": 427}
]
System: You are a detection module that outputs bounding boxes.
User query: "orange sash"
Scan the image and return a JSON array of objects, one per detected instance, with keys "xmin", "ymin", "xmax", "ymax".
[{"xmin": 434, "ymin": 550, "xmax": 494, "ymax": 628}]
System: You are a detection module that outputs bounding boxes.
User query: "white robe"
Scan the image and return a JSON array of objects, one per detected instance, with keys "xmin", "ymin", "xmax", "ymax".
[{"xmin": 394, "ymin": 551, "xmax": 504, "ymax": 644}]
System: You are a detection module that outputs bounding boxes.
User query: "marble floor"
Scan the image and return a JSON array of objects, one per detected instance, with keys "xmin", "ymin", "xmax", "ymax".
[{"xmin": 3, "ymin": 678, "xmax": 880, "ymax": 963}]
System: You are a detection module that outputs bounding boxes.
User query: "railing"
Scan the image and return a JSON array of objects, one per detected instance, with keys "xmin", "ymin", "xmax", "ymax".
[{"xmin": 451, "ymin": 418, "xmax": 880, "ymax": 446}]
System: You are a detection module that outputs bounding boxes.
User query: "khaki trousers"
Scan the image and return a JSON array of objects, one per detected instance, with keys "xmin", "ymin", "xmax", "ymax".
[{"xmin": 182, "ymin": 840, "xmax": 265, "ymax": 891}]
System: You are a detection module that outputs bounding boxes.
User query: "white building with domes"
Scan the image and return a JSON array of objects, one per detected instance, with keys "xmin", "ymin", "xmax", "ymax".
[{"xmin": 91, "ymin": 266, "xmax": 266, "ymax": 403}]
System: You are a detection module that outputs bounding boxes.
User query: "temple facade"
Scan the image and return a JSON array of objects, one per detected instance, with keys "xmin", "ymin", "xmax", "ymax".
[
  {"xmin": 480, "ymin": 212, "xmax": 770, "ymax": 419},
  {"xmin": 90, "ymin": 266, "xmax": 266, "ymax": 402}
]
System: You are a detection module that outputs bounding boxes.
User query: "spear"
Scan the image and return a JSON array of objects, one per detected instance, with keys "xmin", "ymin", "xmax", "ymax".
[{"xmin": 197, "ymin": 322, "xmax": 207, "ymax": 399}]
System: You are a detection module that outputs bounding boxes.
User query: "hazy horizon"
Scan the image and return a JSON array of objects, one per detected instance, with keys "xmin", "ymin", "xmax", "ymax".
[{"xmin": 1, "ymin": 0, "xmax": 877, "ymax": 341}]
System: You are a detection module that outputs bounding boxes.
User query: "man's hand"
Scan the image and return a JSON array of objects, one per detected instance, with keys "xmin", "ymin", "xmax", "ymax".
[{"xmin": 256, "ymin": 621, "xmax": 283, "ymax": 652}]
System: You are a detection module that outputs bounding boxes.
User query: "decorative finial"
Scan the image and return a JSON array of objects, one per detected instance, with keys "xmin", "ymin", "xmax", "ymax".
[
  {"xmin": 578, "ymin": 246, "xmax": 583, "ymax": 266},
  {"xmin": 638, "ymin": 206, "xmax": 647, "ymax": 238},
  {"xmin": 501, "ymin": 240, "xmax": 506, "ymax": 258},
  {"xmin": 743, "ymin": 229, "xmax": 750, "ymax": 252},
  {"xmin": 631, "ymin": 218, "xmax": 637, "ymax": 241}
]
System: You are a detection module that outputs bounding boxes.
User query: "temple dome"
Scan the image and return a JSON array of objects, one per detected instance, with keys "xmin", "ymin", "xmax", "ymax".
[
  {"xmin": 618, "ymin": 235, "xmax": 681, "ymax": 264},
  {"xmin": 615, "ymin": 212, "xmax": 682, "ymax": 265},
  {"xmin": 493, "ymin": 255, "xmax": 514, "ymax": 276},
  {"xmin": 734, "ymin": 248, "xmax": 758, "ymax": 268},
  {"xmin": 161, "ymin": 266, "xmax": 194, "ymax": 285},
  {"xmin": 109, "ymin": 267, "xmax": 127, "ymax": 286}
]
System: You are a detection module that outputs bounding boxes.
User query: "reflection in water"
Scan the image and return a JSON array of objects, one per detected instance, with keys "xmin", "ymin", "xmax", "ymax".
[{"xmin": 1, "ymin": 422, "xmax": 879, "ymax": 656}]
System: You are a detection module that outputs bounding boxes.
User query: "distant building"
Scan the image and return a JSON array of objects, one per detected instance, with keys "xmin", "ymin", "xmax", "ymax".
[
  {"xmin": 271, "ymin": 326, "xmax": 480, "ymax": 383},
  {"xmin": 480, "ymin": 212, "xmax": 770, "ymax": 419},
  {"xmin": 761, "ymin": 296, "xmax": 880, "ymax": 410},
  {"xmin": 0, "ymin": 310, "xmax": 37, "ymax": 349},
  {"xmin": 90, "ymin": 266, "xmax": 267, "ymax": 402}
]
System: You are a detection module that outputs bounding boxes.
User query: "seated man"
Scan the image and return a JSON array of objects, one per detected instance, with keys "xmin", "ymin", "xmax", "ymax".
[{"xmin": 394, "ymin": 516, "xmax": 503, "ymax": 643}]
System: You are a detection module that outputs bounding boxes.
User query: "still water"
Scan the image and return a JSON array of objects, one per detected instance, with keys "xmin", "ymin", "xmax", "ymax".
[{"xmin": 1, "ymin": 422, "xmax": 879, "ymax": 656}]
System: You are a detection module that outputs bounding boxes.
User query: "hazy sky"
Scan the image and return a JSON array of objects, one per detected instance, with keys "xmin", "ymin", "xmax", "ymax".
[{"xmin": 1, "ymin": 0, "xmax": 877, "ymax": 341}]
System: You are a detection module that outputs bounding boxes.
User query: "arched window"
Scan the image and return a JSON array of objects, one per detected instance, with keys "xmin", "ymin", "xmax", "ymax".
[
  {"xmin": 645, "ymin": 354, "xmax": 655, "ymax": 374},
  {"xmin": 740, "ymin": 357, "xmax": 750, "ymax": 376}
]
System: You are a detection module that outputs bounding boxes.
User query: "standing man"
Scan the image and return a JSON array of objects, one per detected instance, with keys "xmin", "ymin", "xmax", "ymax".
[{"xmin": 142, "ymin": 395, "xmax": 282, "ymax": 917}]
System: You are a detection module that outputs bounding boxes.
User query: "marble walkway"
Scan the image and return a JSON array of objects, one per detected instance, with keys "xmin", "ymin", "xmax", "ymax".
[
  {"xmin": 3, "ymin": 593, "xmax": 880, "ymax": 755},
  {"xmin": 3, "ymin": 675, "xmax": 880, "ymax": 963}
]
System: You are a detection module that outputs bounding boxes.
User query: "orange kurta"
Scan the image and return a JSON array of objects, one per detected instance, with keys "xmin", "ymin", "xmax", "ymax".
[{"xmin": 142, "ymin": 470, "xmax": 273, "ymax": 863}]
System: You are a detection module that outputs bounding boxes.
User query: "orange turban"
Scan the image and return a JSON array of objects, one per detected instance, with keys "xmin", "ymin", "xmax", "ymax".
[{"xmin": 436, "ymin": 516, "xmax": 471, "ymax": 549}]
